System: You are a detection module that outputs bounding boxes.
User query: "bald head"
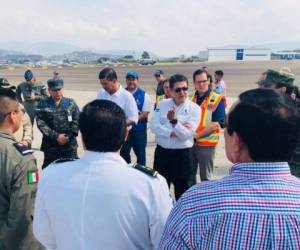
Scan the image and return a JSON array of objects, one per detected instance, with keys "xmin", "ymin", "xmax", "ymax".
[{"xmin": 0, "ymin": 96, "xmax": 19, "ymax": 124}]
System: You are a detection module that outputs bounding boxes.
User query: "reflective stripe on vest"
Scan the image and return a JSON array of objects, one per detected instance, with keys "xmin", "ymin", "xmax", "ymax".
[{"xmin": 192, "ymin": 91, "xmax": 223, "ymax": 146}]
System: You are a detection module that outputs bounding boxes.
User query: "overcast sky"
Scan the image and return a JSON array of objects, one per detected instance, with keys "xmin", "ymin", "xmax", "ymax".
[{"xmin": 1, "ymin": 0, "xmax": 300, "ymax": 56}]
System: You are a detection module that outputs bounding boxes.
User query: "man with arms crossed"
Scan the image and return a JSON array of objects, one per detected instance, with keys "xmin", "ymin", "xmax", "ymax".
[{"xmin": 151, "ymin": 74, "xmax": 201, "ymax": 200}]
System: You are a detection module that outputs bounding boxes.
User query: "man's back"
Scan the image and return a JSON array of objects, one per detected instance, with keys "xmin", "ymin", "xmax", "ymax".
[
  {"xmin": 159, "ymin": 162, "xmax": 300, "ymax": 249},
  {"xmin": 34, "ymin": 151, "xmax": 172, "ymax": 250}
]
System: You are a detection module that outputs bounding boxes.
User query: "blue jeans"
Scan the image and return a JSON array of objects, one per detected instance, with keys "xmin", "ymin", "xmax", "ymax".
[{"xmin": 120, "ymin": 130, "xmax": 147, "ymax": 165}]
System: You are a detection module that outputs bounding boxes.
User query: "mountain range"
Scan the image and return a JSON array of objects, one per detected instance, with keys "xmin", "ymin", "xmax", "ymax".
[{"xmin": 0, "ymin": 40, "xmax": 299, "ymax": 58}]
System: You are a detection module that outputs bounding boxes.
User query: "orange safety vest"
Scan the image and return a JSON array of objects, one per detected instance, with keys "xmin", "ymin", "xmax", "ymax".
[{"xmin": 191, "ymin": 91, "xmax": 225, "ymax": 146}]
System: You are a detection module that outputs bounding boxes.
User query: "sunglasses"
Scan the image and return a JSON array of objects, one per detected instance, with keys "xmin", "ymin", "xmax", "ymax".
[{"xmin": 174, "ymin": 87, "xmax": 188, "ymax": 93}]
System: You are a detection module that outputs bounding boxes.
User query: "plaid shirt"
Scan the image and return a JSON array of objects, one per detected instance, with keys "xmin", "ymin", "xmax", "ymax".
[{"xmin": 159, "ymin": 162, "xmax": 300, "ymax": 249}]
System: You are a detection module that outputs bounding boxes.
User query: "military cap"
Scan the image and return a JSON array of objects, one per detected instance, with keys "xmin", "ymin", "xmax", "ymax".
[
  {"xmin": 126, "ymin": 70, "xmax": 139, "ymax": 79},
  {"xmin": 0, "ymin": 78, "xmax": 16, "ymax": 90},
  {"xmin": 257, "ymin": 69, "xmax": 295, "ymax": 86},
  {"xmin": 47, "ymin": 78, "xmax": 64, "ymax": 90},
  {"xmin": 154, "ymin": 69, "xmax": 164, "ymax": 77},
  {"xmin": 24, "ymin": 70, "xmax": 34, "ymax": 81}
]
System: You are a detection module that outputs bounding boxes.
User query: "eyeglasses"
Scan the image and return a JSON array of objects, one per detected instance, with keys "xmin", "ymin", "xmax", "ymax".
[
  {"xmin": 1, "ymin": 109, "xmax": 21, "ymax": 119},
  {"xmin": 174, "ymin": 87, "xmax": 188, "ymax": 93}
]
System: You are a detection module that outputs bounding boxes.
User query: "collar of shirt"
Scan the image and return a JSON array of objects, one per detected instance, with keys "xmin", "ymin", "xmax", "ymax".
[
  {"xmin": 0, "ymin": 131, "xmax": 15, "ymax": 141},
  {"xmin": 81, "ymin": 150, "xmax": 128, "ymax": 165},
  {"xmin": 229, "ymin": 162, "xmax": 291, "ymax": 177},
  {"xmin": 195, "ymin": 89, "xmax": 211, "ymax": 105},
  {"xmin": 104, "ymin": 84, "xmax": 123, "ymax": 98}
]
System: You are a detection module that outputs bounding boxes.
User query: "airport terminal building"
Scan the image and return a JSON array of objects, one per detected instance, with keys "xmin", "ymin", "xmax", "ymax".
[{"xmin": 208, "ymin": 47, "xmax": 271, "ymax": 62}]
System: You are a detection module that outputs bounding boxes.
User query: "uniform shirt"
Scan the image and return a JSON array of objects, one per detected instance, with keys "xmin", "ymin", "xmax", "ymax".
[
  {"xmin": 151, "ymin": 98, "xmax": 201, "ymax": 149},
  {"xmin": 36, "ymin": 96, "xmax": 80, "ymax": 152},
  {"xmin": 16, "ymin": 81, "xmax": 48, "ymax": 123},
  {"xmin": 96, "ymin": 85, "xmax": 138, "ymax": 125},
  {"xmin": 0, "ymin": 132, "xmax": 43, "ymax": 250},
  {"xmin": 159, "ymin": 162, "xmax": 300, "ymax": 249},
  {"xmin": 33, "ymin": 151, "xmax": 173, "ymax": 250}
]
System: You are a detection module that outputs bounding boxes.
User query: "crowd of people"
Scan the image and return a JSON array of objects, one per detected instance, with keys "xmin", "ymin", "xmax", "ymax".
[{"xmin": 0, "ymin": 66, "xmax": 300, "ymax": 249}]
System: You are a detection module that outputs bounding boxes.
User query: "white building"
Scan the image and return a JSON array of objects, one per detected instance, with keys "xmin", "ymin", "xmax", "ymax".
[{"xmin": 208, "ymin": 48, "xmax": 271, "ymax": 62}]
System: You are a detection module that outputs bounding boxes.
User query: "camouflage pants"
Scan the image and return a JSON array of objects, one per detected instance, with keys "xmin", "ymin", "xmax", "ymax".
[{"xmin": 42, "ymin": 149, "xmax": 78, "ymax": 169}]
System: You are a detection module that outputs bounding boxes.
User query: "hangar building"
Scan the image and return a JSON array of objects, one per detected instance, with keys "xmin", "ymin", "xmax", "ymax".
[{"xmin": 208, "ymin": 48, "xmax": 271, "ymax": 62}]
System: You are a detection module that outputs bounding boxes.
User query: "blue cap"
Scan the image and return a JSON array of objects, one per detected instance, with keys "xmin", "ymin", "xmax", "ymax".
[
  {"xmin": 154, "ymin": 69, "xmax": 164, "ymax": 76},
  {"xmin": 24, "ymin": 70, "xmax": 33, "ymax": 81},
  {"xmin": 47, "ymin": 79, "xmax": 64, "ymax": 90},
  {"xmin": 126, "ymin": 70, "xmax": 139, "ymax": 79}
]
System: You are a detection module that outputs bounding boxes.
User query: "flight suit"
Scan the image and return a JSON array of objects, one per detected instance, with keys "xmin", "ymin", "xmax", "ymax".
[{"xmin": 0, "ymin": 132, "xmax": 44, "ymax": 250}]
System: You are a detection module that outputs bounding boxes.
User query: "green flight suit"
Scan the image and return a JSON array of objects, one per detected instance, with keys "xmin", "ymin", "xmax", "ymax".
[{"xmin": 0, "ymin": 132, "xmax": 44, "ymax": 250}]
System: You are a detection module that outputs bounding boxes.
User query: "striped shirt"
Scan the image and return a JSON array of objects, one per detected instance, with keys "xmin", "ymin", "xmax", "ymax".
[{"xmin": 159, "ymin": 162, "xmax": 300, "ymax": 249}]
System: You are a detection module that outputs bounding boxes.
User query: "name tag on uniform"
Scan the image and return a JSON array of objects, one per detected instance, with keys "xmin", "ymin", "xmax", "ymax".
[{"xmin": 68, "ymin": 115, "xmax": 72, "ymax": 122}]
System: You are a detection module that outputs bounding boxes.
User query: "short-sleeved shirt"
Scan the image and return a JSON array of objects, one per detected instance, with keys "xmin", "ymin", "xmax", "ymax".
[
  {"xmin": 33, "ymin": 151, "xmax": 173, "ymax": 250},
  {"xmin": 96, "ymin": 85, "xmax": 138, "ymax": 125}
]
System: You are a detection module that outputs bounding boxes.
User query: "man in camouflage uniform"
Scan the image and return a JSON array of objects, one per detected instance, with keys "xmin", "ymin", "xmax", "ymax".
[
  {"xmin": 16, "ymin": 70, "xmax": 48, "ymax": 124},
  {"xmin": 0, "ymin": 88, "xmax": 43, "ymax": 249},
  {"xmin": 36, "ymin": 78, "xmax": 80, "ymax": 169},
  {"xmin": 257, "ymin": 68, "xmax": 300, "ymax": 177}
]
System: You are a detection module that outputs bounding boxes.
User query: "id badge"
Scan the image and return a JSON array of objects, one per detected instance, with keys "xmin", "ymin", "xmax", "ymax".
[{"xmin": 68, "ymin": 115, "xmax": 72, "ymax": 122}]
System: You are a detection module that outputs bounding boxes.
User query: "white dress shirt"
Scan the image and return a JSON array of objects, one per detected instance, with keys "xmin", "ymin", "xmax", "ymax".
[
  {"xmin": 96, "ymin": 85, "xmax": 139, "ymax": 124},
  {"xmin": 33, "ymin": 151, "xmax": 173, "ymax": 250},
  {"xmin": 150, "ymin": 98, "xmax": 201, "ymax": 149}
]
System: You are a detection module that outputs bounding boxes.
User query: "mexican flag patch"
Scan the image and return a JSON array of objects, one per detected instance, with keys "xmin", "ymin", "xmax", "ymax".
[{"xmin": 27, "ymin": 171, "xmax": 39, "ymax": 184}]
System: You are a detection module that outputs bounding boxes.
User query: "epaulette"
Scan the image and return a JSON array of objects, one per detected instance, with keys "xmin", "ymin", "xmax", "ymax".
[
  {"xmin": 52, "ymin": 158, "xmax": 77, "ymax": 164},
  {"xmin": 130, "ymin": 163, "xmax": 158, "ymax": 177},
  {"xmin": 13, "ymin": 143, "xmax": 34, "ymax": 155}
]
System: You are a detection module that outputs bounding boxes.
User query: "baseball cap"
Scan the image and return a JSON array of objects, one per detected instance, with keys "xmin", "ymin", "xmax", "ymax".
[
  {"xmin": 24, "ymin": 70, "xmax": 34, "ymax": 81},
  {"xmin": 154, "ymin": 69, "xmax": 164, "ymax": 77},
  {"xmin": 47, "ymin": 79, "xmax": 64, "ymax": 90},
  {"xmin": 257, "ymin": 69, "xmax": 295, "ymax": 87},
  {"xmin": 126, "ymin": 70, "xmax": 139, "ymax": 79}
]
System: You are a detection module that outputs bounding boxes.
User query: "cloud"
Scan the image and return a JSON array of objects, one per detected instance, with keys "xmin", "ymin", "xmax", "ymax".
[{"xmin": 0, "ymin": 0, "xmax": 300, "ymax": 56}]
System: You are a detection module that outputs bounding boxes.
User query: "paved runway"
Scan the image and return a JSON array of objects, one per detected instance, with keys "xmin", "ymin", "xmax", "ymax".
[{"xmin": 2, "ymin": 60, "xmax": 300, "ymax": 180}]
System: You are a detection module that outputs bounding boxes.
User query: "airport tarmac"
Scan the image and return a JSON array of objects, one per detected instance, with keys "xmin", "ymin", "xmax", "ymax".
[{"xmin": 2, "ymin": 60, "xmax": 300, "ymax": 181}]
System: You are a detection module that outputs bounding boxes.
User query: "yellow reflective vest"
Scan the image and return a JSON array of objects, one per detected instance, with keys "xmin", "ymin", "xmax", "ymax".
[{"xmin": 191, "ymin": 91, "xmax": 225, "ymax": 146}]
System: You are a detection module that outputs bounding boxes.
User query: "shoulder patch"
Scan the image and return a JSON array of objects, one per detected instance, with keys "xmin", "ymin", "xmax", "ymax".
[
  {"xmin": 27, "ymin": 170, "xmax": 39, "ymax": 184},
  {"xmin": 13, "ymin": 143, "xmax": 34, "ymax": 155},
  {"xmin": 52, "ymin": 158, "xmax": 77, "ymax": 164},
  {"xmin": 130, "ymin": 163, "xmax": 158, "ymax": 177}
]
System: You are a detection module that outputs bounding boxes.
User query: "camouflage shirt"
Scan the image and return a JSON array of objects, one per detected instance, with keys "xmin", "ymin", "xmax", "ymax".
[
  {"xmin": 0, "ymin": 132, "xmax": 44, "ymax": 250},
  {"xmin": 36, "ymin": 96, "xmax": 80, "ymax": 153},
  {"xmin": 16, "ymin": 82, "xmax": 48, "ymax": 123}
]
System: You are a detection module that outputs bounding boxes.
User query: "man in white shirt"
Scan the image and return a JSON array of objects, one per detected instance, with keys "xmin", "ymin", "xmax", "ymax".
[
  {"xmin": 151, "ymin": 74, "xmax": 201, "ymax": 200},
  {"xmin": 33, "ymin": 99, "xmax": 173, "ymax": 250},
  {"xmin": 96, "ymin": 67, "xmax": 138, "ymax": 127},
  {"xmin": 120, "ymin": 70, "xmax": 151, "ymax": 165}
]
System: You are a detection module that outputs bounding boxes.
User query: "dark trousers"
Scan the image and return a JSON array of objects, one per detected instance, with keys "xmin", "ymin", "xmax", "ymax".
[
  {"xmin": 42, "ymin": 149, "xmax": 78, "ymax": 169},
  {"xmin": 153, "ymin": 145, "xmax": 193, "ymax": 200},
  {"xmin": 120, "ymin": 130, "xmax": 147, "ymax": 165}
]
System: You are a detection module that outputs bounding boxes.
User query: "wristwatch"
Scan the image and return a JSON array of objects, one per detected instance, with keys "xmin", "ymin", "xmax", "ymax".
[{"xmin": 169, "ymin": 119, "xmax": 178, "ymax": 125}]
